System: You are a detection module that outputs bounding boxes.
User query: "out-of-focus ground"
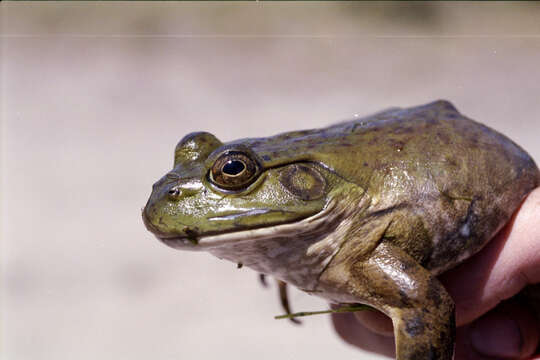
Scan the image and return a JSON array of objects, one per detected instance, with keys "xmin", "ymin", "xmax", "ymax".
[{"xmin": 1, "ymin": 3, "xmax": 540, "ymax": 360}]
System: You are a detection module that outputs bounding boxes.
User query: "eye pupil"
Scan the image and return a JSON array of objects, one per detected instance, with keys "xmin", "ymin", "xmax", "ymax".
[{"xmin": 222, "ymin": 160, "xmax": 245, "ymax": 176}]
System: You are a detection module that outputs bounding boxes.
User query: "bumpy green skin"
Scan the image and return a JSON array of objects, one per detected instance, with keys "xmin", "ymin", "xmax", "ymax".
[{"xmin": 143, "ymin": 100, "xmax": 540, "ymax": 360}]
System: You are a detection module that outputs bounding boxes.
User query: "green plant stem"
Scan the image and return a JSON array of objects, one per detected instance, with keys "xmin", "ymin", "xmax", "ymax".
[{"xmin": 274, "ymin": 304, "xmax": 372, "ymax": 320}]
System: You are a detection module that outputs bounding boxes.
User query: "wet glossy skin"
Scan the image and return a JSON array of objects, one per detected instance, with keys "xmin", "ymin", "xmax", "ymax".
[{"xmin": 143, "ymin": 100, "xmax": 540, "ymax": 360}]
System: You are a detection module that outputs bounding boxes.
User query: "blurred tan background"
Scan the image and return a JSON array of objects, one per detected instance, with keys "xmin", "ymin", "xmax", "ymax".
[{"xmin": 2, "ymin": 2, "xmax": 540, "ymax": 360}]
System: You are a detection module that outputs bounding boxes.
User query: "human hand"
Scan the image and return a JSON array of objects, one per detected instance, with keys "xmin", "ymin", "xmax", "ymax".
[{"xmin": 332, "ymin": 187, "xmax": 540, "ymax": 359}]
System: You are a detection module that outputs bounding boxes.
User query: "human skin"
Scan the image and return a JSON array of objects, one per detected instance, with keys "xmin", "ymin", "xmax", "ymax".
[{"xmin": 332, "ymin": 187, "xmax": 540, "ymax": 359}]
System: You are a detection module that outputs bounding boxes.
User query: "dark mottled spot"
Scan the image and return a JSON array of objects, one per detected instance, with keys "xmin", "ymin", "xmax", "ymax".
[
  {"xmin": 398, "ymin": 289, "xmax": 411, "ymax": 306},
  {"xmin": 368, "ymin": 137, "xmax": 379, "ymax": 145},
  {"xmin": 426, "ymin": 118, "xmax": 440, "ymax": 126},
  {"xmin": 405, "ymin": 316, "xmax": 425, "ymax": 336},
  {"xmin": 436, "ymin": 131, "xmax": 451, "ymax": 145},
  {"xmin": 446, "ymin": 112, "xmax": 458, "ymax": 119},
  {"xmin": 426, "ymin": 278, "xmax": 442, "ymax": 307},
  {"xmin": 393, "ymin": 126, "xmax": 414, "ymax": 134},
  {"xmin": 426, "ymin": 197, "xmax": 485, "ymax": 270},
  {"xmin": 394, "ymin": 141, "xmax": 405, "ymax": 152},
  {"xmin": 427, "ymin": 314, "xmax": 456, "ymax": 360},
  {"xmin": 262, "ymin": 155, "xmax": 271, "ymax": 161},
  {"xmin": 363, "ymin": 162, "xmax": 369, "ymax": 167},
  {"xmin": 410, "ymin": 345, "xmax": 431, "ymax": 360},
  {"xmin": 184, "ymin": 227, "xmax": 199, "ymax": 244},
  {"xmin": 446, "ymin": 157, "xmax": 457, "ymax": 167},
  {"xmin": 387, "ymin": 139, "xmax": 405, "ymax": 152},
  {"xmin": 399, "ymin": 258, "xmax": 416, "ymax": 272}
]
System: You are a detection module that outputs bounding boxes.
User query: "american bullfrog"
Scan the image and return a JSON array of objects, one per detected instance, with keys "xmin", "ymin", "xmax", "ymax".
[{"xmin": 143, "ymin": 100, "xmax": 540, "ymax": 360}]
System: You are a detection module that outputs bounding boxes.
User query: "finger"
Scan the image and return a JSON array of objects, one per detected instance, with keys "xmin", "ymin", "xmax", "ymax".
[
  {"xmin": 353, "ymin": 309, "xmax": 394, "ymax": 336},
  {"xmin": 454, "ymin": 300, "xmax": 540, "ymax": 359},
  {"xmin": 440, "ymin": 187, "xmax": 540, "ymax": 326},
  {"xmin": 331, "ymin": 312, "xmax": 395, "ymax": 358}
]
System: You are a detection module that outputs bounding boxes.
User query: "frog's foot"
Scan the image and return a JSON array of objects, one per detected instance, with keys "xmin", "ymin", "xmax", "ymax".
[
  {"xmin": 321, "ymin": 242, "xmax": 455, "ymax": 360},
  {"xmin": 277, "ymin": 280, "xmax": 301, "ymax": 324},
  {"xmin": 258, "ymin": 273, "xmax": 268, "ymax": 287},
  {"xmin": 259, "ymin": 275, "xmax": 301, "ymax": 324}
]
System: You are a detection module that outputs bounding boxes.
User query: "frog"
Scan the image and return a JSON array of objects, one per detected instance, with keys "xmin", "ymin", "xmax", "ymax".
[{"xmin": 142, "ymin": 100, "xmax": 540, "ymax": 360}]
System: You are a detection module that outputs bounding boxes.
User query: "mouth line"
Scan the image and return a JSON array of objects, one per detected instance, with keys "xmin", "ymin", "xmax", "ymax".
[
  {"xmin": 153, "ymin": 208, "xmax": 301, "ymax": 244},
  {"xmin": 156, "ymin": 200, "xmax": 340, "ymax": 250},
  {"xmin": 156, "ymin": 215, "xmax": 309, "ymax": 247}
]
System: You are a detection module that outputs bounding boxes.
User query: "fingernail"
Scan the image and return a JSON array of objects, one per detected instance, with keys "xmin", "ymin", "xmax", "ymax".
[{"xmin": 470, "ymin": 312, "xmax": 522, "ymax": 358}]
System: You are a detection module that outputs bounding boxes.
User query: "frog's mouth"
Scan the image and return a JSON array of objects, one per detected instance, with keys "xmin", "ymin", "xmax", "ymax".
[{"xmin": 143, "ymin": 200, "xmax": 341, "ymax": 251}]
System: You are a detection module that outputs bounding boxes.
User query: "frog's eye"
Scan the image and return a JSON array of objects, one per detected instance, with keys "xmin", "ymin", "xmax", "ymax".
[{"xmin": 209, "ymin": 151, "xmax": 260, "ymax": 191}]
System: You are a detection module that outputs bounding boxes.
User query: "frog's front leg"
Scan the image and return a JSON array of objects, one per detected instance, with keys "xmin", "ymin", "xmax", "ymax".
[{"xmin": 321, "ymin": 242, "xmax": 455, "ymax": 360}]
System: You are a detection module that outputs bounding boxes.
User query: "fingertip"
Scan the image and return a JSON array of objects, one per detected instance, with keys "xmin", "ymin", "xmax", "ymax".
[
  {"xmin": 331, "ymin": 311, "xmax": 356, "ymax": 343},
  {"xmin": 468, "ymin": 301, "xmax": 540, "ymax": 359},
  {"xmin": 331, "ymin": 312, "xmax": 395, "ymax": 358},
  {"xmin": 353, "ymin": 309, "xmax": 394, "ymax": 336}
]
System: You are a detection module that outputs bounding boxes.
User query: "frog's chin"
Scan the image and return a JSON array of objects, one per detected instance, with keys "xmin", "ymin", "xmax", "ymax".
[
  {"xmin": 156, "ymin": 201, "xmax": 340, "ymax": 251},
  {"xmin": 156, "ymin": 235, "xmax": 203, "ymax": 250}
]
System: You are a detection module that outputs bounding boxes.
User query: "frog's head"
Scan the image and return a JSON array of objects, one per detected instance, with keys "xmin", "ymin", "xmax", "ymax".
[{"xmin": 143, "ymin": 132, "xmax": 344, "ymax": 250}]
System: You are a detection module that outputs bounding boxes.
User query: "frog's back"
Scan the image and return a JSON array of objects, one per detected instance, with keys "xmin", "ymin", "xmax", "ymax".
[
  {"xmin": 356, "ymin": 100, "xmax": 539, "ymax": 272},
  {"xmin": 236, "ymin": 100, "xmax": 537, "ymax": 189},
  {"xmin": 234, "ymin": 100, "xmax": 540, "ymax": 272}
]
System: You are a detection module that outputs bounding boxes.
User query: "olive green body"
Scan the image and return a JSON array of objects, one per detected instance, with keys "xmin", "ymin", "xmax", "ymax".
[{"xmin": 143, "ymin": 100, "xmax": 540, "ymax": 359}]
